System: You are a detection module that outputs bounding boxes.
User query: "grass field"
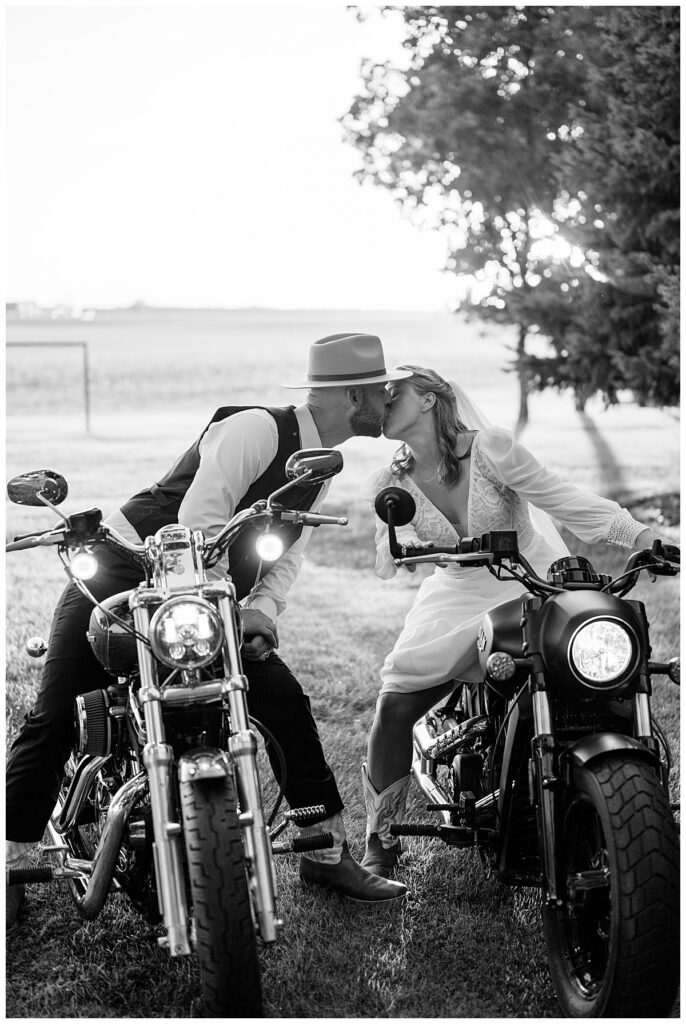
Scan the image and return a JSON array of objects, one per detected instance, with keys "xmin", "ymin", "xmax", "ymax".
[{"xmin": 5, "ymin": 310, "xmax": 680, "ymax": 1018}]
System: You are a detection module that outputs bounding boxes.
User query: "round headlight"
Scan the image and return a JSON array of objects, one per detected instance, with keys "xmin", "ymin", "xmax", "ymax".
[
  {"xmin": 149, "ymin": 597, "xmax": 224, "ymax": 670},
  {"xmin": 569, "ymin": 618, "xmax": 634, "ymax": 686}
]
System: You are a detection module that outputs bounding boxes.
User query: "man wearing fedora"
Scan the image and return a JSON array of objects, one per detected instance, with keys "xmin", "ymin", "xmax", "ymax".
[{"xmin": 6, "ymin": 333, "xmax": 412, "ymax": 924}]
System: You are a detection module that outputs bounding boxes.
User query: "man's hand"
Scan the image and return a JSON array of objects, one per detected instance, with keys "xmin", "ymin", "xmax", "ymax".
[{"xmin": 241, "ymin": 608, "xmax": 279, "ymax": 661}]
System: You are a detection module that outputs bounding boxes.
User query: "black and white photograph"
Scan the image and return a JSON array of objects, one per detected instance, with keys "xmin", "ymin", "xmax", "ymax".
[{"xmin": 5, "ymin": 3, "xmax": 680, "ymax": 1018}]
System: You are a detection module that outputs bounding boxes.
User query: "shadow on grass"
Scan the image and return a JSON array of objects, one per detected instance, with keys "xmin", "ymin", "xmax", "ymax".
[{"xmin": 577, "ymin": 411, "xmax": 627, "ymax": 501}]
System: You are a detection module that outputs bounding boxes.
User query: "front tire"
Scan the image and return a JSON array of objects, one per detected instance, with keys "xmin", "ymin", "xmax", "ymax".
[
  {"xmin": 179, "ymin": 771, "xmax": 262, "ymax": 1017},
  {"xmin": 543, "ymin": 754, "xmax": 679, "ymax": 1017}
]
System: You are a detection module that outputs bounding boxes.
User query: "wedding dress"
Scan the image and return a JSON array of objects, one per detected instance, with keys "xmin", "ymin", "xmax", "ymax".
[{"xmin": 364, "ymin": 426, "xmax": 647, "ymax": 694}]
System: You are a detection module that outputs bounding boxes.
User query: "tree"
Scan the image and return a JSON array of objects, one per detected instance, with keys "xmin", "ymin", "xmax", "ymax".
[
  {"xmin": 343, "ymin": 6, "xmax": 679, "ymax": 418},
  {"xmin": 528, "ymin": 6, "xmax": 680, "ymax": 408},
  {"xmin": 343, "ymin": 6, "xmax": 596, "ymax": 428}
]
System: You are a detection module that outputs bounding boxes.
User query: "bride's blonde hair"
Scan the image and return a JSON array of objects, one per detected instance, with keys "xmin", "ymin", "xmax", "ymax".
[{"xmin": 390, "ymin": 365, "xmax": 471, "ymax": 485}]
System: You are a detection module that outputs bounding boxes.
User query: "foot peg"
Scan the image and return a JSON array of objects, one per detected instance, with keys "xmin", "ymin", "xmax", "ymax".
[
  {"xmin": 272, "ymin": 831, "xmax": 334, "ymax": 855},
  {"xmin": 284, "ymin": 804, "xmax": 327, "ymax": 826},
  {"xmin": 391, "ymin": 822, "xmax": 443, "ymax": 838},
  {"xmin": 390, "ymin": 822, "xmax": 478, "ymax": 847},
  {"xmin": 7, "ymin": 865, "xmax": 84, "ymax": 885}
]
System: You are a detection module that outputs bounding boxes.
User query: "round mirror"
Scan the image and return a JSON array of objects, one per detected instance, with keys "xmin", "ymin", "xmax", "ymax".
[{"xmin": 374, "ymin": 486, "xmax": 416, "ymax": 527}]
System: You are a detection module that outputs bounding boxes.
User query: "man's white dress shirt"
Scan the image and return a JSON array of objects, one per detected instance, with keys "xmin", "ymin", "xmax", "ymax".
[{"xmin": 105, "ymin": 405, "xmax": 329, "ymax": 622}]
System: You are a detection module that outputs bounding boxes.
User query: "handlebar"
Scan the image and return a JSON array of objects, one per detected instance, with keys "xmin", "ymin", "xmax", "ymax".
[
  {"xmin": 5, "ymin": 528, "xmax": 67, "ymax": 552},
  {"xmin": 7, "ymin": 501, "xmax": 348, "ymax": 564},
  {"xmin": 202, "ymin": 503, "xmax": 347, "ymax": 568},
  {"xmin": 391, "ymin": 532, "xmax": 680, "ymax": 600},
  {"xmin": 279, "ymin": 510, "xmax": 348, "ymax": 527},
  {"xmin": 604, "ymin": 540, "xmax": 680, "ymax": 596}
]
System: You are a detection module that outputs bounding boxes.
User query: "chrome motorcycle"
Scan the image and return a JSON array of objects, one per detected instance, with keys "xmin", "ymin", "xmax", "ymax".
[
  {"xmin": 5, "ymin": 450, "xmax": 347, "ymax": 1017},
  {"xmin": 375, "ymin": 485, "xmax": 680, "ymax": 1018}
]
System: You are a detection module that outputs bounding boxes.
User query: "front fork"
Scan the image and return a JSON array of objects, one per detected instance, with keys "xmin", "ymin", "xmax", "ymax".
[
  {"xmin": 133, "ymin": 600, "xmax": 192, "ymax": 956},
  {"xmin": 531, "ymin": 684, "xmax": 658, "ymax": 909},
  {"xmin": 132, "ymin": 589, "xmax": 280, "ymax": 958},
  {"xmin": 216, "ymin": 593, "xmax": 280, "ymax": 944},
  {"xmin": 530, "ymin": 680, "xmax": 563, "ymax": 908}
]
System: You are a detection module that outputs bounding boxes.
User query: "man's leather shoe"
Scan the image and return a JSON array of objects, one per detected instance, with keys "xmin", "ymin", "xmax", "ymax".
[
  {"xmin": 361, "ymin": 833, "xmax": 401, "ymax": 878},
  {"xmin": 300, "ymin": 841, "xmax": 407, "ymax": 902}
]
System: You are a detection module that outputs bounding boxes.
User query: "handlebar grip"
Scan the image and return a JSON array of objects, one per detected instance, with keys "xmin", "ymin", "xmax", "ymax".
[
  {"xmin": 657, "ymin": 541, "xmax": 680, "ymax": 565},
  {"xmin": 6, "ymin": 534, "xmax": 59, "ymax": 551},
  {"xmin": 296, "ymin": 512, "xmax": 348, "ymax": 527}
]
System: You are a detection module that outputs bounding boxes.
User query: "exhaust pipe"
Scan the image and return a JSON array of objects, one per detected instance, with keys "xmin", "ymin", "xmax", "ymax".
[
  {"xmin": 47, "ymin": 772, "xmax": 148, "ymax": 919},
  {"xmin": 53, "ymin": 754, "xmax": 110, "ymax": 834},
  {"xmin": 414, "ymin": 714, "xmax": 489, "ymax": 761}
]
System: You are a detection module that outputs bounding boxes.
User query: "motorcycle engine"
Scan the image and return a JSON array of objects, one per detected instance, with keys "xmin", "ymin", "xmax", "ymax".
[{"xmin": 87, "ymin": 589, "xmax": 139, "ymax": 676}]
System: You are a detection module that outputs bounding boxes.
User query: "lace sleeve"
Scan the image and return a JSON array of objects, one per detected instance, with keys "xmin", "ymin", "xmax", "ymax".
[{"xmin": 476, "ymin": 427, "xmax": 648, "ymax": 548}]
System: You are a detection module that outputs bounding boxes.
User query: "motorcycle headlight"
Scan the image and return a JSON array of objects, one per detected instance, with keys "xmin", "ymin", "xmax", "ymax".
[
  {"xmin": 149, "ymin": 597, "xmax": 224, "ymax": 670},
  {"xmin": 569, "ymin": 618, "xmax": 634, "ymax": 686},
  {"xmin": 70, "ymin": 547, "xmax": 99, "ymax": 581},
  {"xmin": 255, "ymin": 530, "xmax": 284, "ymax": 562}
]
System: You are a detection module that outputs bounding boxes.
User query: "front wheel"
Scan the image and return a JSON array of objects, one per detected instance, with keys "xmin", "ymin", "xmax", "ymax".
[
  {"xmin": 179, "ymin": 770, "xmax": 262, "ymax": 1017},
  {"xmin": 543, "ymin": 754, "xmax": 679, "ymax": 1017}
]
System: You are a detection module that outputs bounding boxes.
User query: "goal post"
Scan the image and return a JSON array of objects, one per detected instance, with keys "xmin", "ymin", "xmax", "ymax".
[{"xmin": 6, "ymin": 341, "xmax": 91, "ymax": 434}]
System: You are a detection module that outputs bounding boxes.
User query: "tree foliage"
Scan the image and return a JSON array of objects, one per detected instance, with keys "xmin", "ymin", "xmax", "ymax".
[
  {"xmin": 529, "ymin": 6, "xmax": 680, "ymax": 408},
  {"xmin": 343, "ymin": 5, "xmax": 679, "ymax": 413}
]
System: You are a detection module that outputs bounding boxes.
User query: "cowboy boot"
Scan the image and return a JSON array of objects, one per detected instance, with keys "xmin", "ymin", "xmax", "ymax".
[
  {"xmin": 360, "ymin": 764, "xmax": 411, "ymax": 877},
  {"xmin": 298, "ymin": 813, "xmax": 407, "ymax": 903}
]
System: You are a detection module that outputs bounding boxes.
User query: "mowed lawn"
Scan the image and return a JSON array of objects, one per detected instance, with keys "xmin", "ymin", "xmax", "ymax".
[{"xmin": 4, "ymin": 397, "xmax": 680, "ymax": 1019}]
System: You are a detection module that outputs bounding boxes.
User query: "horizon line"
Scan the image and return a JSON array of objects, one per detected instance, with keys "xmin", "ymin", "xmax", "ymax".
[{"xmin": 6, "ymin": 301, "xmax": 459, "ymax": 316}]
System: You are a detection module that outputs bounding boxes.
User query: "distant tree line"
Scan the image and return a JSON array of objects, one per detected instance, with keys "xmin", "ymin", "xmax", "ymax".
[{"xmin": 343, "ymin": 6, "xmax": 679, "ymax": 425}]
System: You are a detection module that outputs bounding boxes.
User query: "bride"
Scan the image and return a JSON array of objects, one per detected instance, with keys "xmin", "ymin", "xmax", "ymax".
[{"xmin": 360, "ymin": 364, "xmax": 669, "ymax": 877}]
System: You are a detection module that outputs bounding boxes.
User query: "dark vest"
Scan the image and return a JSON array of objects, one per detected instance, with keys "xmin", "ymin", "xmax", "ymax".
[{"xmin": 120, "ymin": 405, "xmax": 322, "ymax": 599}]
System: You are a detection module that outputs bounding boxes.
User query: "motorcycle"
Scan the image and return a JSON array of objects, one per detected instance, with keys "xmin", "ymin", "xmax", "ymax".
[
  {"xmin": 375, "ymin": 485, "xmax": 680, "ymax": 1018},
  {"xmin": 5, "ymin": 449, "xmax": 348, "ymax": 1017}
]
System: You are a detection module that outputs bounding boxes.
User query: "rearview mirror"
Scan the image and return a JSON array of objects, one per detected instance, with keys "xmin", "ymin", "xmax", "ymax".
[
  {"xmin": 285, "ymin": 449, "xmax": 343, "ymax": 484},
  {"xmin": 374, "ymin": 486, "xmax": 416, "ymax": 527},
  {"xmin": 7, "ymin": 470, "xmax": 69, "ymax": 507}
]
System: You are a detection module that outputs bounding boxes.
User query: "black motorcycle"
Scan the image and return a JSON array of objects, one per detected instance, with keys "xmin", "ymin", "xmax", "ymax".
[
  {"xmin": 5, "ymin": 449, "xmax": 347, "ymax": 1017},
  {"xmin": 375, "ymin": 485, "xmax": 680, "ymax": 1018}
]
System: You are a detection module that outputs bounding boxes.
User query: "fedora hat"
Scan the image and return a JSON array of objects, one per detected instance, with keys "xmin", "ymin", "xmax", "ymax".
[{"xmin": 282, "ymin": 333, "xmax": 412, "ymax": 389}]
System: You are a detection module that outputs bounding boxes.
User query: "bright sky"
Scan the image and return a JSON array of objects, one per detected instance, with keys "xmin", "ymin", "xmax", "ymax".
[{"xmin": 6, "ymin": 4, "xmax": 459, "ymax": 311}]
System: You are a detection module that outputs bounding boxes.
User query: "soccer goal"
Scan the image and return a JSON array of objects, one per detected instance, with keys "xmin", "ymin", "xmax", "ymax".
[{"xmin": 6, "ymin": 341, "xmax": 91, "ymax": 434}]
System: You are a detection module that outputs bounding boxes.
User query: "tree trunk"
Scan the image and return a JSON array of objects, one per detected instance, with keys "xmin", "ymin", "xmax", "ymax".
[{"xmin": 515, "ymin": 323, "xmax": 529, "ymax": 436}]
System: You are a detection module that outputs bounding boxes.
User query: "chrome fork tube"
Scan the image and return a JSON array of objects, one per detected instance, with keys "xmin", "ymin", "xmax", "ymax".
[
  {"xmin": 532, "ymin": 690, "xmax": 554, "ymax": 735},
  {"xmin": 531, "ymin": 685, "xmax": 562, "ymax": 906},
  {"xmin": 633, "ymin": 693, "xmax": 653, "ymax": 740},
  {"xmin": 219, "ymin": 596, "xmax": 280, "ymax": 943},
  {"xmin": 133, "ymin": 602, "xmax": 191, "ymax": 957}
]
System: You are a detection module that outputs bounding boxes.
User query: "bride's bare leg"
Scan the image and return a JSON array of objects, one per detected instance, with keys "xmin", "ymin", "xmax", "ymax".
[
  {"xmin": 361, "ymin": 683, "xmax": 455, "ymax": 875},
  {"xmin": 366, "ymin": 683, "xmax": 453, "ymax": 792}
]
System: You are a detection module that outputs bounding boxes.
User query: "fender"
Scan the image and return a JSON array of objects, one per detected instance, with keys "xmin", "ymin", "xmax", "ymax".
[
  {"xmin": 177, "ymin": 747, "xmax": 233, "ymax": 783},
  {"xmin": 562, "ymin": 732, "xmax": 659, "ymax": 769}
]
